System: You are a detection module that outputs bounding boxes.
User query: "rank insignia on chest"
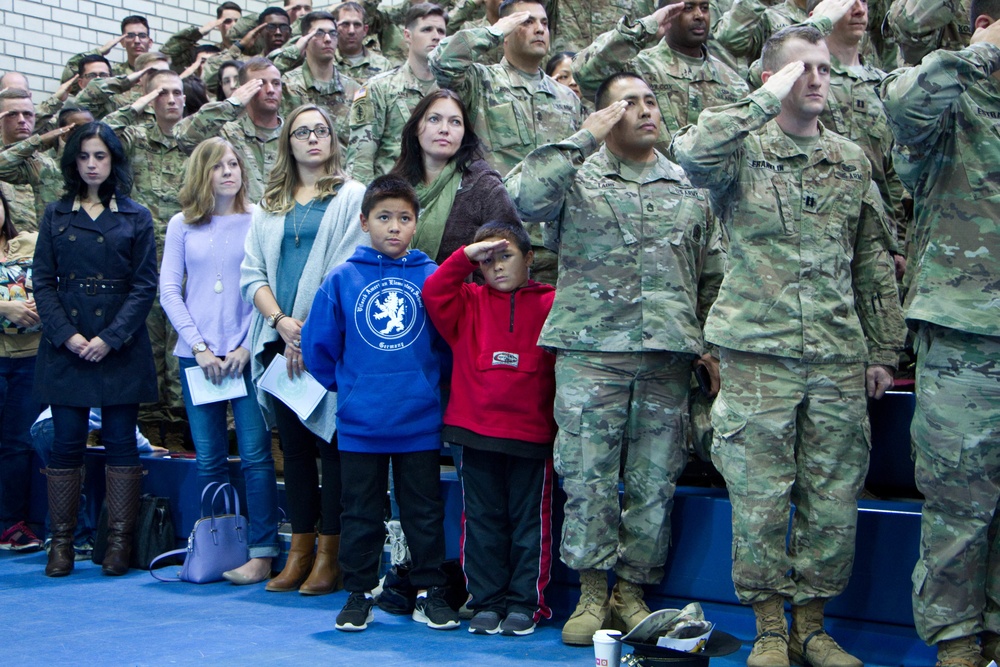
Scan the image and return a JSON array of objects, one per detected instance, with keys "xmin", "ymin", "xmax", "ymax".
[
  {"xmin": 803, "ymin": 193, "xmax": 818, "ymax": 213},
  {"xmin": 854, "ymin": 99, "xmax": 866, "ymax": 111}
]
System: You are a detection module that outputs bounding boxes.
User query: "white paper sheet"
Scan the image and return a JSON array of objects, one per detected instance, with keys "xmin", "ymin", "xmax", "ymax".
[
  {"xmin": 183, "ymin": 366, "xmax": 248, "ymax": 406},
  {"xmin": 256, "ymin": 354, "xmax": 327, "ymax": 421}
]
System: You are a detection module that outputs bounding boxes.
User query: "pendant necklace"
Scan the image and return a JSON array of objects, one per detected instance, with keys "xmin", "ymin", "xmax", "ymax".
[
  {"xmin": 292, "ymin": 198, "xmax": 318, "ymax": 248},
  {"xmin": 209, "ymin": 218, "xmax": 230, "ymax": 294}
]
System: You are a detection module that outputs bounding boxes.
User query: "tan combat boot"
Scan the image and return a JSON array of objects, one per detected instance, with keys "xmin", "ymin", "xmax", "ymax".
[
  {"xmin": 935, "ymin": 636, "xmax": 985, "ymax": 667},
  {"xmin": 788, "ymin": 599, "xmax": 862, "ymax": 667},
  {"xmin": 561, "ymin": 569, "xmax": 610, "ymax": 646},
  {"xmin": 610, "ymin": 579, "xmax": 651, "ymax": 633},
  {"xmin": 749, "ymin": 595, "xmax": 789, "ymax": 667}
]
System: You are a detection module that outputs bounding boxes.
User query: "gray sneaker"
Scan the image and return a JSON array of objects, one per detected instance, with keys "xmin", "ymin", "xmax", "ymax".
[
  {"xmin": 469, "ymin": 610, "xmax": 502, "ymax": 635},
  {"xmin": 501, "ymin": 612, "xmax": 536, "ymax": 636}
]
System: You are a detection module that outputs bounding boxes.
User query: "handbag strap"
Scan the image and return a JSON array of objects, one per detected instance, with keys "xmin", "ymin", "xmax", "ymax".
[
  {"xmin": 149, "ymin": 549, "xmax": 187, "ymax": 581},
  {"xmin": 200, "ymin": 482, "xmax": 231, "ymax": 516},
  {"xmin": 209, "ymin": 482, "xmax": 241, "ymax": 521}
]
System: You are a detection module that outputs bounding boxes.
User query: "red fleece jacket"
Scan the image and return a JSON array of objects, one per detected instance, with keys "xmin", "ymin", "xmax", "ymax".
[{"xmin": 422, "ymin": 247, "xmax": 557, "ymax": 446}]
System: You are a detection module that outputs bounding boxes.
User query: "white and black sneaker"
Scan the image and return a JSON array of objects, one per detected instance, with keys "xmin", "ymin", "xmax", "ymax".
[
  {"xmin": 412, "ymin": 586, "xmax": 460, "ymax": 630},
  {"xmin": 336, "ymin": 592, "xmax": 375, "ymax": 632}
]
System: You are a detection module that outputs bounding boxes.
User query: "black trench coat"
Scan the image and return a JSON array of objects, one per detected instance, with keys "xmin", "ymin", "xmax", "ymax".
[{"xmin": 32, "ymin": 195, "xmax": 158, "ymax": 407}]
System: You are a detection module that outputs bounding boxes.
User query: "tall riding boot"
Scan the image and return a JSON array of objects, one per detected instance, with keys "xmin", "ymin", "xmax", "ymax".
[
  {"xmin": 102, "ymin": 466, "xmax": 144, "ymax": 576},
  {"xmin": 299, "ymin": 534, "xmax": 342, "ymax": 595},
  {"xmin": 266, "ymin": 533, "xmax": 316, "ymax": 592},
  {"xmin": 45, "ymin": 467, "xmax": 83, "ymax": 577}
]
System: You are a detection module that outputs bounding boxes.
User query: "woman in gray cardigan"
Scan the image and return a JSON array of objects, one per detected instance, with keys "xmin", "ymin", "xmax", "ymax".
[{"xmin": 240, "ymin": 104, "xmax": 368, "ymax": 595}]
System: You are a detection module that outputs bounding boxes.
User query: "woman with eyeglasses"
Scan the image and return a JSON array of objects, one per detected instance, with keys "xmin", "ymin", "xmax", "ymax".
[{"xmin": 241, "ymin": 104, "xmax": 367, "ymax": 594}]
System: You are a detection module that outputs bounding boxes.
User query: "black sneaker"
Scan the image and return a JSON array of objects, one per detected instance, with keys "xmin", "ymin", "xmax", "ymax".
[
  {"xmin": 500, "ymin": 611, "xmax": 536, "ymax": 636},
  {"xmin": 412, "ymin": 586, "xmax": 460, "ymax": 630},
  {"xmin": 468, "ymin": 610, "xmax": 502, "ymax": 635},
  {"xmin": 336, "ymin": 592, "xmax": 375, "ymax": 632}
]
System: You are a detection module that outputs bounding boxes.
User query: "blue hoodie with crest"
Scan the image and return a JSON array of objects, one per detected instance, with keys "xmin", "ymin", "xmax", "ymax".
[{"xmin": 301, "ymin": 245, "xmax": 444, "ymax": 453}]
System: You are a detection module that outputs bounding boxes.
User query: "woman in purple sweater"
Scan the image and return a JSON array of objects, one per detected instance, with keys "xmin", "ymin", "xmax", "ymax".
[{"xmin": 160, "ymin": 138, "xmax": 279, "ymax": 585}]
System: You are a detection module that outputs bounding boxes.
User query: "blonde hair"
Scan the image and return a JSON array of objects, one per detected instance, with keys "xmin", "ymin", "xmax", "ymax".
[
  {"xmin": 260, "ymin": 104, "xmax": 345, "ymax": 214},
  {"xmin": 178, "ymin": 138, "xmax": 250, "ymax": 225}
]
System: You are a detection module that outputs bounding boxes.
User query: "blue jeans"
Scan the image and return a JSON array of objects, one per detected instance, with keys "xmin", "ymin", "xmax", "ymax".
[
  {"xmin": 178, "ymin": 356, "xmax": 279, "ymax": 559},
  {"xmin": 0, "ymin": 355, "xmax": 40, "ymax": 531},
  {"xmin": 31, "ymin": 418, "xmax": 92, "ymax": 542},
  {"xmin": 50, "ymin": 403, "xmax": 140, "ymax": 468}
]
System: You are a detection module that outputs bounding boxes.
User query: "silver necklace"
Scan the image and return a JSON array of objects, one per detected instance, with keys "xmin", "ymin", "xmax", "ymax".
[
  {"xmin": 208, "ymin": 217, "xmax": 231, "ymax": 294},
  {"xmin": 291, "ymin": 198, "xmax": 318, "ymax": 248}
]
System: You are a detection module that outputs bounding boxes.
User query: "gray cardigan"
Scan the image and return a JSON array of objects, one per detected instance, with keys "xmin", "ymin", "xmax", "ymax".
[{"xmin": 240, "ymin": 180, "xmax": 369, "ymax": 440}]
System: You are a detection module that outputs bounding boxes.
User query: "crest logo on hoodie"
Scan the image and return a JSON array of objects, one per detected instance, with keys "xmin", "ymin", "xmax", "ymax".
[{"xmin": 355, "ymin": 277, "xmax": 426, "ymax": 350}]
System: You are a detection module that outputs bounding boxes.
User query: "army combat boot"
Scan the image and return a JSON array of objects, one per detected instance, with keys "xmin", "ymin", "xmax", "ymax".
[
  {"xmin": 749, "ymin": 595, "xmax": 789, "ymax": 667},
  {"xmin": 788, "ymin": 599, "xmax": 862, "ymax": 667},
  {"xmin": 561, "ymin": 569, "xmax": 609, "ymax": 646},
  {"xmin": 610, "ymin": 578, "xmax": 651, "ymax": 633},
  {"xmin": 935, "ymin": 636, "xmax": 985, "ymax": 667}
]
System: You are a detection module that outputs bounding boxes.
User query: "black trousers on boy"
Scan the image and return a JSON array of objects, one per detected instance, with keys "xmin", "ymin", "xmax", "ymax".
[
  {"xmin": 339, "ymin": 448, "xmax": 447, "ymax": 592},
  {"xmin": 460, "ymin": 447, "xmax": 554, "ymax": 621}
]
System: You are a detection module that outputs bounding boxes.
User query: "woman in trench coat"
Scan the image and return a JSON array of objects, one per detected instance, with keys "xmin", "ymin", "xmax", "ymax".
[{"xmin": 32, "ymin": 122, "xmax": 158, "ymax": 578}]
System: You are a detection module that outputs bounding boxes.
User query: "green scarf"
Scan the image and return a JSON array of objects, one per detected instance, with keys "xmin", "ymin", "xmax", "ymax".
[{"xmin": 412, "ymin": 161, "xmax": 462, "ymax": 261}]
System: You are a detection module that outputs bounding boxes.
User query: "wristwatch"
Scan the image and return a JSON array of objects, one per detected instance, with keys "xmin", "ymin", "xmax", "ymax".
[
  {"xmin": 192, "ymin": 342, "xmax": 208, "ymax": 355},
  {"xmin": 266, "ymin": 311, "xmax": 286, "ymax": 329}
]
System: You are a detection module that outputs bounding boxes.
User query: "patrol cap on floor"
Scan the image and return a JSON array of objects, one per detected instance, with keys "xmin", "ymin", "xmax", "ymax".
[{"xmin": 621, "ymin": 603, "xmax": 741, "ymax": 666}]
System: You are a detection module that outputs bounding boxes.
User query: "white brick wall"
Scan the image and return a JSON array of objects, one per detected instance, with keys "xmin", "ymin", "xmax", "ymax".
[{"xmin": 0, "ymin": 0, "xmax": 271, "ymax": 97}]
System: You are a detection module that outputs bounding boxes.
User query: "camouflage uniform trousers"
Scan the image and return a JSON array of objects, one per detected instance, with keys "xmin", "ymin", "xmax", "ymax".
[
  {"xmin": 140, "ymin": 235, "xmax": 184, "ymax": 426},
  {"xmin": 911, "ymin": 323, "xmax": 1000, "ymax": 645},
  {"xmin": 553, "ymin": 349, "xmax": 691, "ymax": 585},
  {"xmin": 711, "ymin": 348, "xmax": 870, "ymax": 606}
]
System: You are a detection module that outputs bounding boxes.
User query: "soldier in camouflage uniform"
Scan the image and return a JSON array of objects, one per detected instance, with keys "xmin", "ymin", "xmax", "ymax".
[
  {"xmin": 104, "ymin": 69, "xmax": 191, "ymax": 434},
  {"xmin": 430, "ymin": 0, "xmax": 584, "ymax": 285},
  {"xmin": 161, "ymin": 4, "xmax": 244, "ymax": 75},
  {"xmin": 61, "ymin": 15, "xmax": 154, "ymax": 83},
  {"xmin": 879, "ymin": 13, "xmax": 1000, "ymax": 666},
  {"xmin": 175, "ymin": 58, "xmax": 285, "ymax": 203},
  {"xmin": 888, "ymin": 0, "xmax": 972, "ymax": 65},
  {"xmin": 506, "ymin": 73, "xmax": 724, "ymax": 647},
  {"xmin": 278, "ymin": 12, "xmax": 362, "ymax": 152},
  {"xmin": 549, "ymin": 0, "xmax": 655, "ymax": 52},
  {"xmin": 332, "ymin": 3, "xmax": 398, "ymax": 80},
  {"xmin": 346, "ymin": 3, "xmax": 447, "ymax": 184},
  {"xmin": 673, "ymin": 25, "xmax": 905, "ymax": 667},
  {"xmin": 71, "ymin": 52, "xmax": 172, "ymax": 122},
  {"xmin": 0, "ymin": 89, "xmax": 56, "ymax": 231},
  {"xmin": 573, "ymin": 1, "xmax": 748, "ymax": 155}
]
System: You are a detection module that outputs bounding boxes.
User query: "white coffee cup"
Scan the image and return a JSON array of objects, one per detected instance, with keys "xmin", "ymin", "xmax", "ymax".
[{"xmin": 593, "ymin": 629, "xmax": 623, "ymax": 666}]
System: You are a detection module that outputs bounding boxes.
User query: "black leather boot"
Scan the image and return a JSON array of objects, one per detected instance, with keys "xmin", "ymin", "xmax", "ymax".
[
  {"xmin": 101, "ymin": 466, "xmax": 144, "ymax": 576},
  {"xmin": 45, "ymin": 467, "xmax": 83, "ymax": 577}
]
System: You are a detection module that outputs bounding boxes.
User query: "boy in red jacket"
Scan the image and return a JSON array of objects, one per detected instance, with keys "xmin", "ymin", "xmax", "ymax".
[{"xmin": 422, "ymin": 221, "xmax": 557, "ymax": 637}]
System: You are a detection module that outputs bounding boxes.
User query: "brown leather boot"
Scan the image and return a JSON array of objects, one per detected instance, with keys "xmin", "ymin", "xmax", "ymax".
[
  {"xmin": 749, "ymin": 595, "xmax": 789, "ymax": 667},
  {"xmin": 266, "ymin": 533, "xmax": 316, "ymax": 592},
  {"xmin": 45, "ymin": 467, "xmax": 83, "ymax": 577},
  {"xmin": 789, "ymin": 599, "xmax": 862, "ymax": 667},
  {"xmin": 102, "ymin": 466, "xmax": 144, "ymax": 576},
  {"xmin": 299, "ymin": 534, "xmax": 343, "ymax": 595}
]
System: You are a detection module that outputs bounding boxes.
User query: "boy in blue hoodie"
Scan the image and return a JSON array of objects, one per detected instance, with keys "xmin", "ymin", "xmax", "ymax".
[{"xmin": 301, "ymin": 174, "xmax": 458, "ymax": 633}]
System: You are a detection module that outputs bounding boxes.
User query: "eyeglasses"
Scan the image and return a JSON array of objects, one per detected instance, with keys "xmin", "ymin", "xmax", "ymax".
[
  {"xmin": 313, "ymin": 28, "xmax": 338, "ymax": 39},
  {"xmin": 291, "ymin": 125, "xmax": 332, "ymax": 140},
  {"xmin": 263, "ymin": 24, "xmax": 292, "ymax": 34},
  {"xmin": 81, "ymin": 71, "xmax": 111, "ymax": 80},
  {"xmin": 124, "ymin": 32, "xmax": 150, "ymax": 40}
]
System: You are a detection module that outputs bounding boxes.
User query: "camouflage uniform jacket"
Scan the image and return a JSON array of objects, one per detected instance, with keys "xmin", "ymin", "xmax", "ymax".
[
  {"xmin": 879, "ymin": 43, "xmax": 1000, "ymax": 337},
  {"xmin": 430, "ymin": 26, "xmax": 584, "ymax": 176},
  {"xmin": 573, "ymin": 15, "xmax": 748, "ymax": 149},
  {"xmin": 823, "ymin": 55, "xmax": 907, "ymax": 246},
  {"xmin": 104, "ymin": 106, "xmax": 186, "ymax": 249},
  {"xmin": 0, "ymin": 137, "xmax": 61, "ymax": 231},
  {"xmin": 162, "ymin": 25, "xmax": 227, "ymax": 74},
  {"xmin": 271, "ymin": 42, "xmax": 397, "ymax": 82},
  {"xmin": 712, "ymin": 0, "xmax": 809, "ymax": 60},
  {"xmin": 174, "ymin": 100, "xmax": 284, "ymax": 203},
  {"xmin": 346, "ymin": 62, "xmax": 439, "ymax": 184},
  {"xmin": 75, "ymin": 74, "xmax": 145, "ymax": 121},
  {"xmin": 61, "ymin": 49, "xmax": 133, "ymax": 84},
  {"xmin": 672, "ymin": 87, "xmax": 905, "ymax": 366},
  {"xmin": 505, "ymin": 128, "xmax": 724, "ymax": 353},
  {"xmin": 551, "ymin": 0, "xmax": 655, "ymax": 52},
  {"xmin": 281, "ymin": 62, "xmax": 361, "ymax": 152},
  {"xmin": 888, "ymin": 0, "xmax": 971, "ymax": 66}
]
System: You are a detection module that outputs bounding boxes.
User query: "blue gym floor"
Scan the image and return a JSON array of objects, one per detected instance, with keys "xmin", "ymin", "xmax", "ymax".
[{"xmin": 2, "ymin": 548, "xmax": 936, "ymax": 666}]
